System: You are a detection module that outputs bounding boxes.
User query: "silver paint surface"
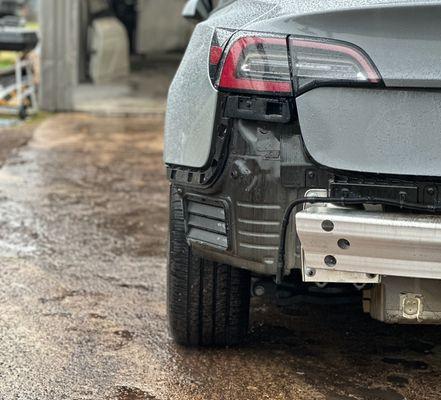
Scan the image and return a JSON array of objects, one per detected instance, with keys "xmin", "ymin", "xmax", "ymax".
[
  {"xmin": 165, "ymin": 0, "xmax": 441, "ymax": 169},
  {"xmin": 252, "ymin": 1, "xmax": 441, "ymax": 88},
  {"xmin": 297, "ymin": 87, "xmax": 441, "ymax": 176},
  {"xmin": 164, "ymin": 25, "xmax": 217, "ymax": 168},
  {"xmin": 164, "ymin": 1, "xmax": 279, "ymax": 168}
]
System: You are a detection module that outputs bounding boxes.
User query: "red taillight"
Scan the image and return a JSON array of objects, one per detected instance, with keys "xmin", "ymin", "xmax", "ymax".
[
  {"xmin": 218, "ymin": 36, "xmax": 292, "ymax": 96},
  {"xmin": 209, "ymin": 45, "xmax": 224, "ymax": 66},
  {"xmin": 289, "ymin": 37, "xmax": 381, "ymax": 94},
  {"xmin": 214, "ymin": 32, "xmax": 382, "ymax": 96}
]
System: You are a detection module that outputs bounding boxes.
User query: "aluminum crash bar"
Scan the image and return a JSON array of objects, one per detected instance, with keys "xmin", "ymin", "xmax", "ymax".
[{"xmin": 296, "ymin": 204, "xmax": 441, "ymax": 283}]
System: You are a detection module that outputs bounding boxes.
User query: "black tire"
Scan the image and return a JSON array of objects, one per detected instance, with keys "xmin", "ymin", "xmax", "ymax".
[{"xmin": 167, "ymin": 186, "xmax": 251, "ymax": 347}]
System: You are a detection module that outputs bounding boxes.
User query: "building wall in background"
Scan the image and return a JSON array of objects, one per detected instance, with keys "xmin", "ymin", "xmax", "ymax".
[
  {"xmin": 39, "ymin": 0, "xmax": 79, "ymax": 111},
  {"xmin": 136, "ymin": 0, "xmax": 192, "ymax": 55},
  {"xmin": 39, "ymin": 0, "xmax": 192, "ymax": 111},
  {"xmin": 26, "ymin": 0, "xmax": 39, "ymax": 21}
]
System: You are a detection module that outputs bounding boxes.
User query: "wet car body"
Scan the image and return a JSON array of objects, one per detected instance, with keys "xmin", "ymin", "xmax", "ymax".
[{"xmin": 164, "ymin": 0, "xmax": 441, "ymax": 346}]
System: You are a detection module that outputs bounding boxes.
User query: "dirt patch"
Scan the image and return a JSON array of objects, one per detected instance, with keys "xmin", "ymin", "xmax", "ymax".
[{"xmin": 0, "ymin": 119, "xmax": 41, "ymax": 166}]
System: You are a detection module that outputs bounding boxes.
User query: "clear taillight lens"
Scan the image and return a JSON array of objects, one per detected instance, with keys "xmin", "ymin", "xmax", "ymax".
[{"xmin": 289, "ymin": 37, "xmax": 381, "ymax": 94}]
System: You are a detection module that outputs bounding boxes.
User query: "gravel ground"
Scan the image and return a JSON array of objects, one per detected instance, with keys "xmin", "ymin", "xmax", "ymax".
[{"xmin": 0, "ymin": 114, "xmax": 440, "ymax": 400}]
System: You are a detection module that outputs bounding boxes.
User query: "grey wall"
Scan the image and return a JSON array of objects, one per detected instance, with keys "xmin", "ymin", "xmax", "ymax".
[
  {"xmin": 39, "ymin": 0, "xmax": 80, "ymax": 111},
  {"xmin": 39, "ymin": 0, "xmax": 192, "ymax": 112},
  {"xmin": 136, "ymin": 0, "xmax": 192, "ymax": 55}
]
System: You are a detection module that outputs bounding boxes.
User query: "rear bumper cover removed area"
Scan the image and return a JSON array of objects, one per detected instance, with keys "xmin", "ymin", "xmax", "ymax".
[{"xmin": 296, "ymin": 204, "xmax": 441, "ymax": 283}]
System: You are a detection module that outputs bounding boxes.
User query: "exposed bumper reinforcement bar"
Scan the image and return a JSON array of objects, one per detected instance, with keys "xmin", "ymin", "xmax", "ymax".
[{"xmin": 296, "ymin": 204, "xmax": 441, "ymax": 283}]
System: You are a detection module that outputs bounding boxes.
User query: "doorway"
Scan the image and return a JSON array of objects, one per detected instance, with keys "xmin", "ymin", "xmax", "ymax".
[{"xmin": 73, "ymin": 0, "xmax": 192, "ymax": 116}]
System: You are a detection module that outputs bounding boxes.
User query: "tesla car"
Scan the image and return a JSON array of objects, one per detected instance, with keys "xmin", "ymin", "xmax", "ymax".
[{"xmin": 164, "ymin": 0, "xmax": 441, "ymax": 347}]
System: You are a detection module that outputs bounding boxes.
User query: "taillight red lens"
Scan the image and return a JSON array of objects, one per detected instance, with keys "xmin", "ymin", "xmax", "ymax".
[
  {"xmin": 289, "ymin": 37, "xmax": 382, "ymax": 94},
  {"xmin": 209, "ymin": 45, "xmax": 224, "ymax": 66},
  {"xmin": 214, "ymin": 32, "xmax": 382, "ymax": 97},
  {"xmin": 218, "ymin": 36, "xmax": 292, "ymax": 96}
]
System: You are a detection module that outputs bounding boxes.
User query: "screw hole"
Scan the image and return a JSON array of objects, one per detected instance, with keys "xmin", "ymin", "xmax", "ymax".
[
  {"xmin": 324, "ymin": 255, "xmax": 337, "ymax": 268},
  {"xmin": 322, "ymin": 220, "xmax": 334, "ymax": 232},
  {"xmin": 338, "ymin": 238, "xmax": 350, "ymax": 250},
  {"xmin": 306, "ymin": 268, "xmax": 316, "ymax": 277}
]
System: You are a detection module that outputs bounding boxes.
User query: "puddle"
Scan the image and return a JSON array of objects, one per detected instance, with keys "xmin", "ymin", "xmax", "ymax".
[
  {"xmin": 387, "ymin": 375, "xmax": 409, "ymax": 388},
  {"xmin": 383, "ymin": 340, "xmax": 434, "ymax": 356},
  {"xmin": 328, "ymin": 387, "xmax": 405, "ymax": 400},
  {"xmin": 382, "ymin": 357, "xmax": 429, "ymax": 370},
  {"xmin": 358, "ymin": 388, "xmax": 405, "ymax": 400}
]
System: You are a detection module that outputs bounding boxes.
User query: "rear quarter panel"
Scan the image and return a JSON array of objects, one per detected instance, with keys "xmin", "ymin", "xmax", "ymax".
[{"xmin": 164, "ymin": 0, "xmax": 279, "ymax": 168}]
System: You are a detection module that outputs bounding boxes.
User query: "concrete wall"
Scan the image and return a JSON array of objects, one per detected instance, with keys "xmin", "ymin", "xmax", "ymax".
[
  {"xmin": 39, "ymin": 0, "xmax": 192, "ymax": 111},
  {"xmin": 136, "ymin": 0, "xmax": 192, "ymax": 54},
  {"xmin": 39, "ymin": 0, "xmax": 80, "ymax": 111}
]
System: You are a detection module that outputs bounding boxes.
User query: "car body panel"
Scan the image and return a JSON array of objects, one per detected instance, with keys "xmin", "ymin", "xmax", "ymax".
[
  {"xmin": 164, "ymin": 0, "xmax": 279, "ymax": 168},
  {"xmin": 165, "ymin": 1, "xmax": 441, "ymax": 325},
  {"xmin": 164, "ymin": 24, "xmax": 217, "ymax": 168},
  {"xmin": 297, "ymin": 87, "xmax": 441, "ymax": 177},
  {"xmin": 253, "ymin": 3, "xmax": 441, "ymax": 88},
  {"xmin": 165, "ymin": 0, "xmax": 441, "ymax": 170}
]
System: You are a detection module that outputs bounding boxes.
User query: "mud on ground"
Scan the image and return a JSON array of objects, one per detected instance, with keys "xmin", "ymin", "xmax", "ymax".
[{"xmin": 0, "ymin": 114, "xmax": 440, "ymax": 400}]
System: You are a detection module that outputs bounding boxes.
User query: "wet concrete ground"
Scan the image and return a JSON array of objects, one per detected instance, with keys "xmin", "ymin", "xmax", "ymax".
[{"xmin": 0, "ymin": 114, "xmax": 441, "ymax": 399}]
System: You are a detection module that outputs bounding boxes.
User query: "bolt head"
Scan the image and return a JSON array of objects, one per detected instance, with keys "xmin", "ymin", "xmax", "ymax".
[
  {"xmin": 254, "ymin": 285, "xmax": 265, "ymax": 297},
  {"xmin": 426, "ymin": 187, "xmax": 436, "ymax": 196},
  {"xmin": 305, "ymin": 268, "xmax": 316, "ymax": 277},
  {"xmin": 403, "ymin": 298, "xmax": 420, "ymax": 316}
]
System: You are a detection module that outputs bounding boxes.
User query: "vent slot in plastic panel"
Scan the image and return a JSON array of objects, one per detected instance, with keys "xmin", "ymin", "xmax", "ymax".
[{"xmin": 186, "ymin": 199, "xmax": 228, "ymax": 250}]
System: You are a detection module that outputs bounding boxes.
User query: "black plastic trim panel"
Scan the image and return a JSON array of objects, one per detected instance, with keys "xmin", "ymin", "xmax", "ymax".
[
  {"xmin": 331, "ymin": 175, "xmax": 441, "ymax": 207},
  {"xmin": 184, "ymin": 194, "xmax": 231, "ymax": 250},
  {"xmin": 224, "ymin": 95, "xmax": 292, "ymax": 123},
  {"xmin": 166, "ymin": 94, "xmax": 295, "ymax": 189}
]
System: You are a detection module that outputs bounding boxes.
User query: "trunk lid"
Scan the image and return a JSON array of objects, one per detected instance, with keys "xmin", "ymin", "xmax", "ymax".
[
  {"xmin": 249, "ymin": 2, "xmax": 441, "ymax": 88},
  {"xmin": 246, "ymin": 2, "xmax": 441, "ymax": 177}
]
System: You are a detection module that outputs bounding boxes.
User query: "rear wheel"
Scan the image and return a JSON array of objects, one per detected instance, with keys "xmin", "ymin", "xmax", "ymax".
[{"xmin": 167, "ymin": 186, "xmax": 251, "ymax": 347}]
